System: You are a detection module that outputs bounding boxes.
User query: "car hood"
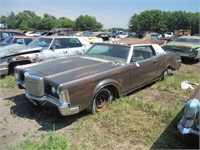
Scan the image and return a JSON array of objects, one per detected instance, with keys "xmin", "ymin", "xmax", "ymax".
[
  {"xmin": 24, "ymin": 57, "xmax": 121, "ymax": 85},
  {"xmin": 0, "ymin": 44, "xmax": 42, "ymax": 58}
]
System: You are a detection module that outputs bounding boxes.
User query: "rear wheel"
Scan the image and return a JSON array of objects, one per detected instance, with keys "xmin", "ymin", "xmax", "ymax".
[
  {"xmin": 161, "ymin": 69, "xmax": 169, "ymax": 80},
  {"xmin": 87, "ymin": 88, "xmax": 113, "ymax": 113}
]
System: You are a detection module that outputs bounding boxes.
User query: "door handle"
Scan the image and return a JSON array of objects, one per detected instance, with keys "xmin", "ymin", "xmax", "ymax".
[{"xmin": 153, "ymin": 59, "xmax": 157, "ymax": 64}]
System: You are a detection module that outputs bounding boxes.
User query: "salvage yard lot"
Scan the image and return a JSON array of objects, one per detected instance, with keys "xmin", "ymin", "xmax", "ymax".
[{"xmin": 0, "ymin": 62, "xmax": 200, "ymax": 150}]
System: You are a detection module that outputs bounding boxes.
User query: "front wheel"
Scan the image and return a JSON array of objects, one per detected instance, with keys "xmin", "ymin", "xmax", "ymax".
[{"xmin": 87, "ymin": 88, "xmax": 113, "ymax": 114}]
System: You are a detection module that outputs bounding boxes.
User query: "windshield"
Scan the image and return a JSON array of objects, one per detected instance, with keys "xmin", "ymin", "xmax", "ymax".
[
  {"xmin": 84, "ymin": 44, "xmax": 130, "ymax": 63},
  {"xmin": 28, "ymin": 37, "xmax": 52, "ymax": 50},
  {"xmin": 173, "ymin": 37, "xmax": 200, "ymax": 44}
]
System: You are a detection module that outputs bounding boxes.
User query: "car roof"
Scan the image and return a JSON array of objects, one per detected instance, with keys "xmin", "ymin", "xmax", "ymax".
[
  {"xmin": 9, "ymin": 35, "xmax": 35, "ymax": 39},
  {"xmin": 98, "ymin": 41, "xmax": 158, "ymax": 47},
  {"xmin": 38, "ymin": 36, "xmax": 80, "ymax": 39}
]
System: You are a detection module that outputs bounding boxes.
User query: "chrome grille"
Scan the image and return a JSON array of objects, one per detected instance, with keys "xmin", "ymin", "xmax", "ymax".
[{"xmin": 24, "ymin": 72, "xmax": 44, "ymax": 97}]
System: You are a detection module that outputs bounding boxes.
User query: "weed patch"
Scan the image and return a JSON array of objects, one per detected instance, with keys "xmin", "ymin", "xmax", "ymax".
[
  {"xmin": 0, "ymin": 75, "xmax": 16, "ymax": 88},
  {"xmin": 15, "ymin": 132, "xmax": 69, "ymax": 150}
]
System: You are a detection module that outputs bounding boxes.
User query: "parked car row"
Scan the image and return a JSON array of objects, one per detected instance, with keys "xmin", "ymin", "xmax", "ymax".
[
  {"xmin": 0, "ymin": 36, "xmax": 35, "ymax": 47},
  {"xmin": 0, "ymin": 29, "xmax": 25, "ymax": 42},
  {"xmin": 1, "ymin": 28, "xmax": 199, "ymax": 137}
]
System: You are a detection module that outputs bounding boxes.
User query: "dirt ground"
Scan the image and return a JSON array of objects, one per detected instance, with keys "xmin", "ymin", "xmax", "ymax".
[{"xmin": 0, "ymin": 60, "xmax": 199, "ymax": 150}]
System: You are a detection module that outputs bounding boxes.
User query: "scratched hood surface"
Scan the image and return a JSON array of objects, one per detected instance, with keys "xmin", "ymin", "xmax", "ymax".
[
  {"xmin": 0, "ymin": 44, "xmax": 42, "ymax": 58},
  {"xmin": 24, "ymin": 56, "xmax": 121, "ymax": 84}
]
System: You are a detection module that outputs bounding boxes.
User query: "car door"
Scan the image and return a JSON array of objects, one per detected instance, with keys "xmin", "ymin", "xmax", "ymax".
[
  {"xmin": 129, "ymin": 45, "xmax": 158, "ymax": 89},
  {"xmin": 42, "ymin": 38, "xmax": 70, "ymax": 60},
  {"xmin": 62, "ymin": 38, "xmax": 86, "ymax": 57}
]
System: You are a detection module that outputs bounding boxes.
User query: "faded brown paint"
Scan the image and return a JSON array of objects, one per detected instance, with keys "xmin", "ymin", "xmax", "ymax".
[{"xmin": 118, "ymin": 33, "xmax": 167, "ymax": 45}]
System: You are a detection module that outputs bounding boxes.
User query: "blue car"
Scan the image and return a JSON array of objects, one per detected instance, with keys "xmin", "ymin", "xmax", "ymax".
[{"xmin": 178, "ymin": 86, "xmax": 200, "ymax": 135}]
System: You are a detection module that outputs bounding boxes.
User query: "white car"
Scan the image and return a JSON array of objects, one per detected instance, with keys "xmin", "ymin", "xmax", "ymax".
[
  {"xmin": 0, "ymin": 36, "xmax": 91, "ymax": 75},
  {"xmin": 164, "ymin": 32, "xmax": 174, "ymax": 40}
]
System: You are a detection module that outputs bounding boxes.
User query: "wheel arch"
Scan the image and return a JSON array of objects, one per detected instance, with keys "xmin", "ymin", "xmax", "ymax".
[
  {"xmin": 91, "ymin": 79, "xmax": 122, "ymax": 102},
  {"xmin": 8, "ymin": 60, "xmax": 32, "ymax": 74},
  {"xmin": 86, "ymin": 79, "xmax": 121, "ymax": 113}
]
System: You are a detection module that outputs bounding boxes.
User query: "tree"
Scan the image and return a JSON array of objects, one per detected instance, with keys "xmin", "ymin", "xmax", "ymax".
[
  {"xmin": 16, "ymin": 10, "xmax": 38, "ymax": 29},
  {"xmin": 128, "ymin": 10, "xmax": 199, "ymax": 34},
  {"xmin": 6, "ymin": 12, "xmax": 18, "ymax": 29},
  {"xmin": 129, "ymin": 10, "xmax": 168, "ymax": 34},
  {"xmin": 74, "ymin": 15, "xmax": 103, "ymax": 31},
  {"xmin": 40, "ymin": 13, "xmax": 57, "ymax": 30},
  {"xmin": 57, "ymin": 17, "xmax": 74, "ymax": 28}
]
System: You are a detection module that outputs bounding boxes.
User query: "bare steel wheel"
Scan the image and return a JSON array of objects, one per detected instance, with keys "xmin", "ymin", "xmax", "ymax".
[
  {"xmin": 88, "ymin": 88, "xmax": 113, "ymax": 113},
  {"xmin": 160, "ymin": 69, "xmax": 169, "ymax": 80}
]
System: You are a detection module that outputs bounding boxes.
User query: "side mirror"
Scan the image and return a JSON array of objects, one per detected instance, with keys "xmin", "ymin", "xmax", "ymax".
[{"xmin": 135, "ymin": 61, "xmax": 140, "ymax": 67}]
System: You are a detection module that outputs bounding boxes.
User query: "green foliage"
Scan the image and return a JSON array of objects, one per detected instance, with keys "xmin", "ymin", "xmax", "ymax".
[
  {"xmin": 0, "ymin": 10, "xmax": 103, "ymax": 31},
  {"xmin": 1, "ymin": 9, "xmax": 198, "ymax": 32},
  {"xmin": 57, "ymin": 17, "xmax": 74, "ymax": 28},
  {"xmin": 129, "ymin": 10, "xmax": 199, "ymax": 34},
  {"xmin": 0, "ymin": 75, "xmax": 16, "ymax": 88},
  {"xmin": 15, "ymin": 132, "xmax": 69, "ymax": 150},
  {"xmin": 74, "ymin": 15, "xmax": 103, "ymax": 31}
]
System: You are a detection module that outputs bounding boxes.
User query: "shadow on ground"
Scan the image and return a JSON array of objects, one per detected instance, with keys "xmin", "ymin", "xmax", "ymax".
[
  {"xmin": 150, "ymin": 108, "xmax": 199, "ymax": 149},
  {"xmin": 5, "ymin": 94, "xmax": 88, "ymax": 131},
  {"xmin": 181, "ymin": 57, "xmax": 199, "ymax": 65}
]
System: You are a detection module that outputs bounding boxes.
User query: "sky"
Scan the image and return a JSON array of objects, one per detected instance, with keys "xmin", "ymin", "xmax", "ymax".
[{"xmin": 0, "ymin": 0, "xmax": 199, "ymax": 29}]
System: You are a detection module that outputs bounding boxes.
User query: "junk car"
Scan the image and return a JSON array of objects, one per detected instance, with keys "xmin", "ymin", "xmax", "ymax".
[
  {"xmin": 162, "ymin": 36, "xmax": 200, "ymax": 61},
  {"xmin": 15, "ymin": 43, "xmax": 181, "ymax": 116},
  {"xmin": 0, "ymin": 36, "xmax": 90, "ymax": 76}
]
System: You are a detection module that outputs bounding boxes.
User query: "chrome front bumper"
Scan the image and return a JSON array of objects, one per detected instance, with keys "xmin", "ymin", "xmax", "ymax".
[
  {"xmin": 178, "ymin": 123, "xmax": 200, "ymax": 135},
  {"xmin": 25, "ymin": 91, "xmax": 80, "ymax": 116}
]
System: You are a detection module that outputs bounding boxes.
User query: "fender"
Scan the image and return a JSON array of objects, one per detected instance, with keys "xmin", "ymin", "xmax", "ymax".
[{"xmin": 91, "ymin": 78, "xmax": 123, "ymax": 101}]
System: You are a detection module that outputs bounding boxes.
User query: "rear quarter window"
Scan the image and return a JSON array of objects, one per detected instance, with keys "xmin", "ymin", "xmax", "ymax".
[
  {"xmin": 67, "ymin": 38, "xmax": 83, "ymax": 47},
  {"xmin": 24, "ymin": 38, "xmax": 33, "ymax": 45}
]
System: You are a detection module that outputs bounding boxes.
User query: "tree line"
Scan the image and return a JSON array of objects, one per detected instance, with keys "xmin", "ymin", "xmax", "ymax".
[
  {"xmin": 0, "ymin": 10, "xmax": 103, "ymax": 31},
  {"xmin": 129, "ymin": 10, "xmax": 199, "ymax": 35},
  {"xmin": 0, "ymin": 10, "xmax": 199, "ymax": 34}
]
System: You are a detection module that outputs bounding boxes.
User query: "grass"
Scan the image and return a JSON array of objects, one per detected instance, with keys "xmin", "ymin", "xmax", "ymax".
[
  {"xmin": 0, "ymin": 75, "xmax": 16, "ymax": 88},
  {"xmin": 15, "ymin": 132, "xmax": 69, "ymax": 150},
  {"xmin": 155, "ymin": 65, "xmax": 200, "ymax": 93},
  {"xmin": 66, "ymin": 98, "xmax": 181, "ymax": 150}
]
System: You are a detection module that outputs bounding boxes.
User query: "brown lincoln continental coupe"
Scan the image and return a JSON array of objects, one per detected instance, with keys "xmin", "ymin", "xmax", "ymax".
[{"xmin": 15, "ymin": 43, "xmax": 181, "ymax": 116}]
